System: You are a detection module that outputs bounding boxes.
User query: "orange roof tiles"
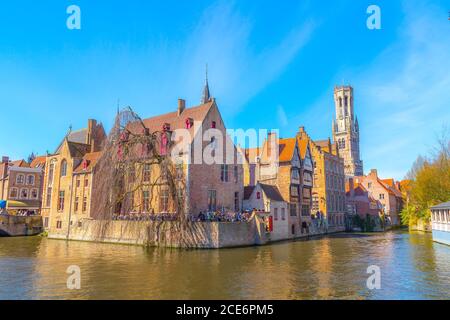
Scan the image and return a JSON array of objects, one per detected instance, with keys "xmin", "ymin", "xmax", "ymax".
[
  {"xmin": 296, "ymin": 137, "xmax": 309, "ymax": 159},
  {"xmin": 140, "ymin": 101, "xmax": 214, "ymax": 134},
  {"xmin": 11, "ymin": 160, "xmax": 29, "ymax": 168},
  {"xmin": 278, "ymin": 138, "xmax": 296, "ymax": 162},
  {"xmin": 74, "ymin": 151, "xmax": 102, "ymax": 173},
  {"xmin": 381, "ymin": 178, "xmax": 395, "ymax": 188},
  {"xmin": 378, "ymin": 178, "xmax": 403, "ymax": 198},
  {"xmin": 30, "ymin": 156, "xmax": 46, "ymax": 168}
]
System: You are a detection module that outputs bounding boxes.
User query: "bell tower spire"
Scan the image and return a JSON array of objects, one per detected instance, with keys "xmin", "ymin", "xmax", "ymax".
[
  {"xmin": 201, "ymin": 64, "xmax": 211, "ymax": 104},
  {"xmin": 332, "ymin": 85, "xmax": 363, "ymax": 177}
]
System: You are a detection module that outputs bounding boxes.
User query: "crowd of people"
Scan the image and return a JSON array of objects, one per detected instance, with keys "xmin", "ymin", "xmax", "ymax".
[
  {"xmin": 112, "ymin": 213, "xmax": 178, "ymax": 222},
  {"xmin": 111, "ymin": 210, "xmax": 255, "ymax": 223},
  {"xmin": 0, "ymin": 209, "xmax": 39, "ymax": 216},
  {"xmin": 192, "ymin": 210, "xmax": 253, "ymax": 222}
]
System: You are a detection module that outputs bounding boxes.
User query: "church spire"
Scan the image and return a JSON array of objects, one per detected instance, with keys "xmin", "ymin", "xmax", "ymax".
[{"xmin": 201, "ymin": 64, "xmax": 211, "ymax": 104}]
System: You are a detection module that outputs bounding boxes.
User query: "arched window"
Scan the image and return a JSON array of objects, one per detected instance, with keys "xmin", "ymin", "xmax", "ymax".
[
  {"xmin": 20, "ymin": 188, "xmax": 28, "ymax": 199},
  {"xmin": 60, "ymin": 160, "xmax": 68, "ymax": 177},
  {"xmin": 339, "ymin": 97, "xmax": 342, "ymax": 107},
  {"xmin": 48, "ymin": 159, "xmax": 57, "ymax": 186},
  {"xmin": 9, "ymin": 188, "xmax": 18, "ymax": 198},
  {"xmin": 27, "ymin": 175, "xmax": 35, "ymax": 185},
  {"xmin": 16, "ymin": 174, "xmax": 25, "ymax": 184},
  {"xmin": 31, "ymin": 189, "xmax": 38, "ymax": 199},
  {"xmin": 46, "ymin": 159, "xmax": 57, "ymax": 208}
]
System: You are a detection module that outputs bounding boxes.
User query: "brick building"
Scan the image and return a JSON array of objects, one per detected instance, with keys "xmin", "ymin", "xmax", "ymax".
[
  {"xmin": 346, "ymin": 178, "xmax": 381, "ymax": 219},
  {"xmin": 129, "ymin": 95, "xmax": 244, "ymax": 216},
  {"xmin": 257, "ymin": 132, "xmax": 313, "ymax": 236},
  {"xmin": 297, "ymin": 127, "xmax": 347, "ymax": 232},
  {"xmin": 0, "ymin": 156, "xmax": 44, "ymax": 214},
  {"xmin": 355, "ymin": 169, "xmax": 403, "ymax": 226}
]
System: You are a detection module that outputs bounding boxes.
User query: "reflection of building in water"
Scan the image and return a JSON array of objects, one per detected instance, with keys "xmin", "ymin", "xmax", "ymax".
[{"xmin": 309, "ymin": 238, "xmax": 336, "ymax": 298}]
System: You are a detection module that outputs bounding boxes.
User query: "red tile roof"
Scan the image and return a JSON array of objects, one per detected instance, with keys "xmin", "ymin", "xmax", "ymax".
[
  {"xmin": 139, "ymin": 101, "xmax": 214, "ymax": 135},
  {"xmin": 345, "ymin": 181, "xmax": 368, "ymax": 197},
  {"xmin": 11, "ymin": 160, "xmax": 29, "ymax": 168},
  {"xmin": 296, "ymin": 137, "xmax": 309, "ymax": 160},
  {"xmin": 378, "ymin": 178, "xmax": 403, "ymax": 198},
  {"xmin": 30, "ymin": 156, "xmax": 46, "ymax": 168},
  {"xmin": 278, "ymin": 138, "xmax": 296, "ymax": 162},
  {"xmin": 73, "ymin": 152, "xmax": 102, "ymax": 173},
  {"xmin": 381, "ymin": 178, "xmax": 395, "ymax": 188}
]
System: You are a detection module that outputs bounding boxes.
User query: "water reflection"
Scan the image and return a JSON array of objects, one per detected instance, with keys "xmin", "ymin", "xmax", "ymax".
[{"xmin": 0, "ymin": 231, "xmax": 449, "ymax": 300}]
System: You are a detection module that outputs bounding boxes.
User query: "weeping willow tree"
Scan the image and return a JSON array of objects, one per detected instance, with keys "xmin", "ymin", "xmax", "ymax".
[{"xmin": 88, "ymin": 107, "xmax": 210, "ymax": 247}]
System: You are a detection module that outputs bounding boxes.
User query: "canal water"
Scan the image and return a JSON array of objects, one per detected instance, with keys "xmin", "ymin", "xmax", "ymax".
[{"xmin": 0, "ymin": 231, "xmax": 449, "ymax": 300}]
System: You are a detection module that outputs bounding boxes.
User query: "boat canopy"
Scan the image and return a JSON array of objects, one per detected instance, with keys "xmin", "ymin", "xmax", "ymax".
[{"xmin": 6, "ymin": 201, "xmax": 40, "ymax": 209}]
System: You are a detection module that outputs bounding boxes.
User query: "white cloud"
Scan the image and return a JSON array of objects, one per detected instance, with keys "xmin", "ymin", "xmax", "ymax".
[
  {"xmin": 277, "ymin": 105, "xmax": 288, "ymax": 127},
  {"xmin": 177, "ymin": 1, "xmax": 317, "ymax": 115}
]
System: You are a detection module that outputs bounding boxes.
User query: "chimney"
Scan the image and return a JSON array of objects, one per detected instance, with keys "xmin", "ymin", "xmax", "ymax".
[
  {"xmin": 178, "ymin": 99, "xmax": 186, "ymax": 116},
  {"xmin": 87, "ymin": 119, "xmax": 98, "ymax": 152},
  {"xmin": 266, "ymin": 131, "xmax": 279, "ymax": 163},
  {"xmin": 2, "ymin": 156, "xmax": 9, "ymax": 164},
  {"xmin": 370, "ymin": 169, "xmax": 378, "ymax": 177},
  {"xmin": 299, "ymin": 126, "xmax": 305, "ymax": 133},
  {"xmin": 348, "ymin": 178, "xmax": 355, "ymax": 197}
]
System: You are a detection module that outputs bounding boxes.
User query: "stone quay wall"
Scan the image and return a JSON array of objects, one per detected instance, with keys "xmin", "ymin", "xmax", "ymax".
[
  {"xmin": 47, "ymin": 214, "xmax": 338, "ymax": 249},
  {"xmin": 48, "ymin": 217, "xmax": 269, "ymax": 249},
  {"xmin": 0, "ymin": 215, "xmax": 43, "ymax": 237}
]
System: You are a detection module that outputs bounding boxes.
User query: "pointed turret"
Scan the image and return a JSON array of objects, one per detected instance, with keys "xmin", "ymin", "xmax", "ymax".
[
  {"xmin": 354, "ymin": 116, "xmax": 359, "ymax": 132},
  {"xmin": 201, "ymin": 65, "xmax": 211, "ymax": 104}
]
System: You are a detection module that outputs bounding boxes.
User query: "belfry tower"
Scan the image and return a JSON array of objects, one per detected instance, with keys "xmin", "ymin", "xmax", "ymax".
[{"xmin": 332, "ymin": 85, "xmax": 363, "ymax": 177}]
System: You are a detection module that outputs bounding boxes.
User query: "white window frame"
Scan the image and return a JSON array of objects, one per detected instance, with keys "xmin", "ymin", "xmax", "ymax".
[
  {"xmin": 30, "ymin": 188, "xmax": 38, "ymax": 199},
  {"xmin": 27, "ymin": 174, "xmax": 35, "ymax": 185},
  {"xmin": 20, "ymin": 188, "xmax": 29, "ymax": 199},
  {"xmin": 9, "ymin": 187, "xmax": 18, "ymax": 199},
  {"xmin": 16, "ymin": 174, "xmax": 25, "ymax": 184}
]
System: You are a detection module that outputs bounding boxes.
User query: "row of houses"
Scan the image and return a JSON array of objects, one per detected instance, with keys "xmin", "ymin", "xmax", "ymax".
[{"xmin": 1, "ymin": 81, "xmax": 405, "ymax": 241}]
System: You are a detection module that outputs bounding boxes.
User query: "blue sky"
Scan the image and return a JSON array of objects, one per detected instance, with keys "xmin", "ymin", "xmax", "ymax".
[{"xmin": 0, "ymin": 0, "xmax": 449, "ymax": 180}]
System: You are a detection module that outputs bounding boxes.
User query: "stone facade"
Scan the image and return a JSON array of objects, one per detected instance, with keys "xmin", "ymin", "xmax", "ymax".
[
  {"xmin": 332, "ymin": 86, "xmax": 363, "ymax": 177},
  {"xmin": 41, "ymin": 119, "xmax": 106, "ymax": 234},
  {"xmin": 49, "ymin": 215, "xmax": 269, "ymax": 249},
  {"xmin": 0, "ymin": 215, "xmax": 43, "ymax": 236}
]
